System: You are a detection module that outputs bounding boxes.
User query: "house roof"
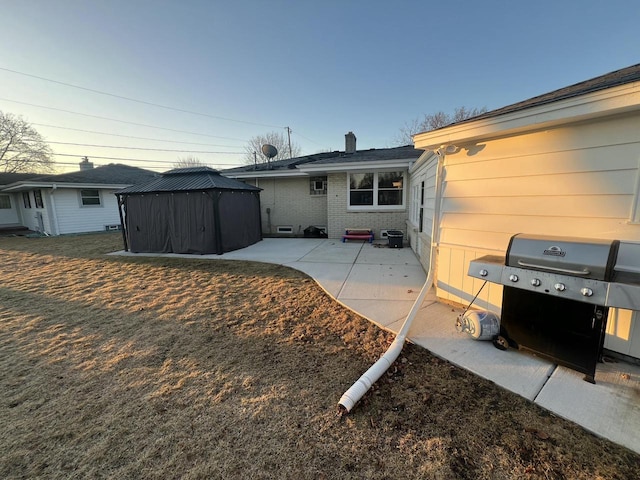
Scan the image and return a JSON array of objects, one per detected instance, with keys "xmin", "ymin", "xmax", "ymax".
[
  {"xmin": 221, "ymin": 152, "xmax": 339, "ymax": 175},
  {"xmin": 0, "ymin": 172, "xmax": 41, "ymax": 186},
  {"xmin": 116, "ymin": 166, "xmax": 261, "ymax": 194},
  {"xmin": 413, "ymin": 63, "xmax": 640, "ymax": 150},
  {"xmin": 428, "ymin": 63, "xmax": 640, "ymax": 133},
  {"xmin": 1, "ymin": 164, "xmax": 158, "ymax": 192},
  {"xmin": 303, "ymin": 145, "xmax": 422, "ymax": 165},
  {"xmin": 222, "ymin": 145, "xmax": 424, "ymax": 177}
]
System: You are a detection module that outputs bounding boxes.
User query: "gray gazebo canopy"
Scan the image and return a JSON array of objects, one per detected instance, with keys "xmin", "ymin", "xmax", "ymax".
[{"xmin": 116, "ymin": 167, "xmax": 262, "ymax": 255}]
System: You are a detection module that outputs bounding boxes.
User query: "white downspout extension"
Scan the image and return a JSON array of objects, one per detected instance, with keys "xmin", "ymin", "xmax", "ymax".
[
  {"xmin": 49, "ymin": 184, "xmax": 60, "ymax": 236},
  {"xmin": 338, "ymin": 149, "xmax": 446, "ymax": 413}
]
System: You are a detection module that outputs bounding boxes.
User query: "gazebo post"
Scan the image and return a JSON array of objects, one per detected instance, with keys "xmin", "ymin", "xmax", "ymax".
[
  {"xmin": 212, "ymin": 191, "xmax": 224, "ymax": 255},
  {"xmin": 116, "ymin": 194, "xmax": 129, "ymax": 252}
]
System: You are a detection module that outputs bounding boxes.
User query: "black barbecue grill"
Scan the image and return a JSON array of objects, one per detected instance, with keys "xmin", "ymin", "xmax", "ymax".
[{"xmin": 468, "ymin": 234, "xmax": 640, "ymax": 383}]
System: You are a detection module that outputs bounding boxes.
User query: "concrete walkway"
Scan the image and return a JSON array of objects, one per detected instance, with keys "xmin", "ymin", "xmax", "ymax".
[{"xmin": 113, "ymin": 238, "xmax": 640, "ymax": 454}]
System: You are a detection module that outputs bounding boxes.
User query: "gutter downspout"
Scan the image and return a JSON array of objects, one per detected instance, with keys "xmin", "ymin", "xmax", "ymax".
[
  {"xmin": 338, "ymin": 149, "xmax": 446, "ymax": 413},
  {"xmin": 49, "ymin": 184, "xmax": 60, "ymax": 236}
]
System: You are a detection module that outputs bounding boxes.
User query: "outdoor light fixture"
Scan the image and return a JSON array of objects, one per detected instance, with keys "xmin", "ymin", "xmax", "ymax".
[{"xmin": 434, "ymin": 145, "xmax": 459, "ymax": 156}]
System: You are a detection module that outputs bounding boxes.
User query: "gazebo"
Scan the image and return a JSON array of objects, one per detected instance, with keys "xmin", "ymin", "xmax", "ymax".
[{"xmin": 115, "ymin": 167, "xmax": 262, "ymax": 254}]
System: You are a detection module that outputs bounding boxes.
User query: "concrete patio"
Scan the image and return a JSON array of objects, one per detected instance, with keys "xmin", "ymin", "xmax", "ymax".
[{"xmin": 113, "ymin": 238, "xmax": 640, "ymax": 454}]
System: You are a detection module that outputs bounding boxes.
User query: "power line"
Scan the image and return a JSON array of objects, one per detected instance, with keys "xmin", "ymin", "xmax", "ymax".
[
  {"xmin": 50, "ymin": 152, "xmax": 243, "ymax": 164},
  {"xmin": 15, "ymin": 159, "xmax": 246, "ymax": 171},
  {"xmin": 0, "ymin": 97, "xmax": 248, "ymax": 141},
  {"xmin": 46, "ymin": 141, "xmax": 244, "ymax": 154},
  {"xmin": 0, "ymin": 66, "xmax": 285, "ymax": 129},
  {"xmin": 32, "ymin": 122, "xmax": 244, "ymax": 148},
  {"xmin": 290, "ymin": 129, "xmax": 324, "ymax": 147}
]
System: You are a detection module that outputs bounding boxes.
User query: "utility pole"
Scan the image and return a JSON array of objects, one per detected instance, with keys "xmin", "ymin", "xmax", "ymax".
[{"xmin": 286, "ymin": 126, "xmax": 292, "ymax": 158}]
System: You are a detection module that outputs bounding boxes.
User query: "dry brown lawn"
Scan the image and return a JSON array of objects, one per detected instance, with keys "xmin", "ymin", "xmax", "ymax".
[{"xmin": 0, "ymin": 232, "xmax": 638, "ymax": 479}]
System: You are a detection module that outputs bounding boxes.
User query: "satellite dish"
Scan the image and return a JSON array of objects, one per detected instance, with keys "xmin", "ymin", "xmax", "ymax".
[{"xmin": 261, "ymin": 144, "xmax": 278, "ymax": 159}]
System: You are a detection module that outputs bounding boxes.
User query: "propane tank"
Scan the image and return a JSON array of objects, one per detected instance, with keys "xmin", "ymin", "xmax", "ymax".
[{"xmin": 456, "ymin": 310, "xmax": 500, "ymax": 341}]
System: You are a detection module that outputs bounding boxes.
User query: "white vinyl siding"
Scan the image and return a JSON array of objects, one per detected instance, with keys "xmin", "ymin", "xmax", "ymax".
[
  {"xmin": 631, "ymin": 157, "xmax": 640, "ymax": 223},
  {"xmin": 420, "ymin": 114, "xmax": 640, "ymax": 358},
  {"xmin": 408, "ymin": 155, "xmax": 437, "ymax": 271},
  {"xmin": 0, "ymin": 193, "xmax": 20, "ymax": 226},
  {"xmin": 53, "ymin": 188, "xmax": 121, "ymax": 234}
]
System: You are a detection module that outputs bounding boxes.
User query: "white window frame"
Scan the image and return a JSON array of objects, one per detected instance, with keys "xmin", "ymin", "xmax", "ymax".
[
  {"xmin": 33, "ymin": 189, "xmax": 44, "ymax": 209},
  {"xmin": 310, "ymin": 176, "xmax": 327, "ymax": 196},
  {"xmin": 80, "ymin": 189, "xmax": 102, "ymax": 207},
  {"xmin": 347, "ymin": 170, "xmax": 406, "ymax": 211}
]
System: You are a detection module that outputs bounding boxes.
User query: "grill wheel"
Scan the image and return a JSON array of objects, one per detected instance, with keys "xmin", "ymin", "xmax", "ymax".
[{"xmin": 493, "ymin": 335, "xmax": 509, "ymax": 351}]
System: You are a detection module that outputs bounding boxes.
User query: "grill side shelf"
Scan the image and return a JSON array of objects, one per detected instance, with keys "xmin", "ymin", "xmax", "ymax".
[
  {"xmin": 467, "ymin": 255, "xmax": 506, "ymax": 284},
  {"xmin": 606, "ymin": 282, "xmax": 640, "ymax": 310}
]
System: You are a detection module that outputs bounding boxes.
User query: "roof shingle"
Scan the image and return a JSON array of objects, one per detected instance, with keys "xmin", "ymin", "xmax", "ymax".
[
  {"xmin": 2, "ymin": 164, "xmax": 158, "ymax": 186},
  {"xmin": 431, "ymin": 63, "xmax": 640, "ymax": 132},
  {"xmin": 222, "ymin": 145, "xmax": 423, "ymax": 175}
]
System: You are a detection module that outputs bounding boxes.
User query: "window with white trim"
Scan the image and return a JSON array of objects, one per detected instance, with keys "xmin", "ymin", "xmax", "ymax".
[
  {"xmin": 33, "ymin": 189, "xmax": 44, "ymax": 208},
  {"xmin": 80, "ymin": 189, "xmax": 101, "ymax": 206},
  {"xmin": 0, "ymin": 195, "xmax": 10, "ymax": 209},
  {"xmin": 309, "ymin": 176, "xmax": 327, "ymax": 195},
  {"xmin": 348, "ymin": 171, "xmax": 405, "ymax": 210},
  {"xmin": 410, "ymin": 179, "xmax": 425, "ymax": 227},
  {"xmin": 22, "ymin": 192, "xmax": 31, "ymax": 208}
]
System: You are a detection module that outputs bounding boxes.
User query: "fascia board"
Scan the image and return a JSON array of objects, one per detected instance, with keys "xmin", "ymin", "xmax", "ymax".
[
  {"xmin": 299, "ymin": 159, "xmax": 412, "ymax": 173},
  {"xmin": 413, "ymin": 82, "xmax": 640, "ymax": 150},
  {"xmin": 223, "ymin": 170, "xmax": 306, "ymax": 179},
  {"xmin": 2, "ymin": 182, "xmax": 132, "ymax": 192},
  {"xmin": 409, "ymin": 151, "xmax": 437, "ymax": 174}
]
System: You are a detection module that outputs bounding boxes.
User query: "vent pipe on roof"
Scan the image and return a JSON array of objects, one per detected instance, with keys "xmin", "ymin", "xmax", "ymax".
[
  {"xmin": 345, "ymin": 132, "xmax": 356, "ymax": 154},
  {"xmin": 79, "ymin": 156, "xmax": 94, "ymax": 170}
]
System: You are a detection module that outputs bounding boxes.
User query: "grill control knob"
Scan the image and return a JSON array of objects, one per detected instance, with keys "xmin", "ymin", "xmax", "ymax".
[
  {"xmin": 530, "ymin": 278, "xmax": 541, "ymax": 287},
  {"xmin": 554, "ymin": 283, "xmax": 566, "ymax": 292},
  {"xmin": 581, "ymin": 287, "xmax": 593, "ymax": 297},
  {"xmin": 509, "ymin": 274, "xmax": 519, "ymax": 282},
  {"xmin": 479, "ymin": 269, "xmax": 488, "ymax": 277}
]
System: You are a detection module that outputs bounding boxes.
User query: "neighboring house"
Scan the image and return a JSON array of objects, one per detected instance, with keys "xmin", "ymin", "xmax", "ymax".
[
  {"xmin": 0, "ymin": 172, "xmax": 41, "ymax": 233},
  {"xmin": 223, "ymin": 132, "xmax": 424, "ymax": 239},
  {"xmin": 411, "ymin": 63, "xmax": 640, "ymax": 360},
  {"xmin": 0, "ymin": 161, "xmax": 157, "ymax": 236}
]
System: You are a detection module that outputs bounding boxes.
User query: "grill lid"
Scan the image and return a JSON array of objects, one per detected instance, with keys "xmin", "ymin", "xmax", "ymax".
[
  {"xmin": 506, "ymin": 234, "xmax": 619, "ymax": 281},
  {"xmin": 613, "ymin": 241, "xmax": 640, "ymax": 283}
]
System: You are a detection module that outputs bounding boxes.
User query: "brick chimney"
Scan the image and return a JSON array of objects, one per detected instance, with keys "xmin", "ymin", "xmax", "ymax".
[{"xmin": 345, "ymin": 131, "xmax": 356, "ymax": 154}]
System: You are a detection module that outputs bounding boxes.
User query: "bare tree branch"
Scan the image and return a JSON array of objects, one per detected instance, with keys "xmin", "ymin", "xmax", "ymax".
[
  {"xmin": 0, "ymin": 111, "xmax": 54, "ymax": 173},
  {"xmin": 394, "ymin": 106, "xmax": 487, "ymax": 146},
  {"xmin": 173, "ymin": 155, "xmax": 206, "ymax": 168},
  {"xmin": 244, "ymin": 130, "xmax": 301, "ymax": 165}
]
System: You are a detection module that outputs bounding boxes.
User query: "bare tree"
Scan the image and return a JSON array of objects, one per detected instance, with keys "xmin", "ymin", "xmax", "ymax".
[
  {"xmin": 244, "ymin": 130, "xmax": 301, "ymax": 164},
  {"xmin": 173, "ymin": 155, "xmax": 206, "ymax": 168},
  {"xmin": 394, "ymin": 106, "xmax": 487, "ymax": 146},
  {"xmin": 0, "ymin": 111, "xmax": 54, "ymax": 173}
]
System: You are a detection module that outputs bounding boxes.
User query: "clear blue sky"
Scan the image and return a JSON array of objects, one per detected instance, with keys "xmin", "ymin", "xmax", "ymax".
[{"xmin": 1, "ymin": 0, "xmax": 639, "ymax": 172}]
